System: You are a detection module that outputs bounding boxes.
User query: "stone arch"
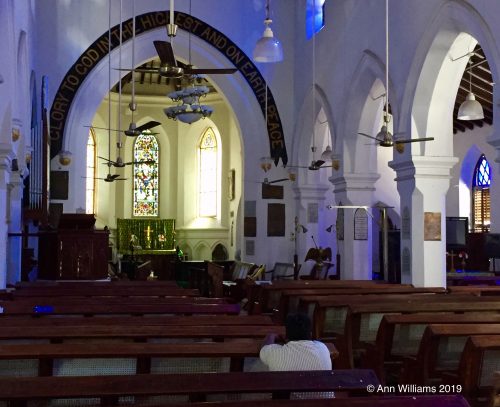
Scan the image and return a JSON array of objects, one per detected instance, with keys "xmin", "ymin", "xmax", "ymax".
[
  {"xmin": 341, "ymin": 50, "xmax": 399, "ymax": 174},
  {"xmin": 50, "ymin": 10, "xmax": 287, "ymax": 168},
  {"xmin": 401, "ymin": 0, "xmax": 500, "ymax": 153},
  {"xmin": 193, "ymin": 241, "xmax": 210, "ymax": 261},
  {"xmin": 211, "ymin": 242, "xmax": 228, "ymax": 261}
]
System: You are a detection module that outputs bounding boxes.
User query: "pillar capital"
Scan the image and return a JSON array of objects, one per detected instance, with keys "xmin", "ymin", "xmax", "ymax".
[
  {"xmin": 390, "ymin": 156, "xmax": 458, "ymax": 181},
  {"xmin": 292, "ymin": 183, "xmax": 329, "ymax": 201},
  {"xmin": 330, "ymin": 172, "xmax": 380, "ymax": 194}
]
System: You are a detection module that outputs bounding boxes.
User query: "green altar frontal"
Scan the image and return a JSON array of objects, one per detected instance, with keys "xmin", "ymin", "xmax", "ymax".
[{"xmin": 117, "ymin": 218, "xmax": 175, "ymax": 254}]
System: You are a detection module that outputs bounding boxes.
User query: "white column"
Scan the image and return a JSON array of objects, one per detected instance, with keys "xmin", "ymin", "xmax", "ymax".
[
  {"xmin": 7, "ymin": 169, "xmax": 23, "ymax": 284},
  {"xmin": 390, "ymin": 156, "xmax": 458, "ymax": 287},
  {"xmin": 0, "ymin": 143, "xmax": 15, "ymax": 289},
  {"xmin": 330, "ymin": 172, "xmax": 380, "ymax": 280},
  {"xmin": 292, "ymin": 183, "xmax": 329, "ymax": 266}
]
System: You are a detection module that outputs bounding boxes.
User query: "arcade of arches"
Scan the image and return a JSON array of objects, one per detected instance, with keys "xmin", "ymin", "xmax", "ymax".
[{"xmin": 1, "ymin": 0, "xmax": 500, "ymax": 288}]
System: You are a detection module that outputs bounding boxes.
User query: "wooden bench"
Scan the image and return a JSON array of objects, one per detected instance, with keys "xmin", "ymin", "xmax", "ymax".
[
  {"xmin": 0, "ymin": 369, "xmax": 379, "ymax": 405},
  {"xmin": 9, "ymin": 286, "xmax": 200, "ymax": 298},
  {"xmin": 443, "ymin": 335, "xmax": 500, "ymax": 407},
  {"xmin": 255, "ymin": 281, "xmax": 412, "ymax": 314},
  {"xmin": 400, "ymin": 325, "xmax": 500, "ymax": 386},
  {"xmin": 0, "ymin": 302, "xmax": 241, "ymax": 316},
  {"xmin": 447, "ymin": 275, "xmax": 500, "ymax": 286},
  {"xmin": 0, "ymin": 314, "xmax": 275, "ymax": 327},
  {"xmin": 448, "ymin": 286, "xmax": 500, "ymax": 296},
  {"xmin": 312, "ymin": 296, "xmax": 500, "ymax": 369},
  {"xmin": 0, "ymin": 324, "xmax": 285, "ymax": 342},
  {"xmin": 276, "ymin": 287, "xmax": 446, "ymax": 322},
  {"xmin": 368, "ymin": 313, "xmax": 500, "ymax": 384},
  {"xmin": 160, "ymin": 395, "xmax": 471, "ymax": 407},
  {"xmin": 0, "ymin": 340, "xmax": 265, "ymax": 377}
]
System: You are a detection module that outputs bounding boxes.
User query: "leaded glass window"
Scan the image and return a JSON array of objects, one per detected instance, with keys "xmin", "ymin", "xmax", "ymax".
[
  {"xmin": 199, "ymin": 128, "xmax": 218, "ymax": 217},
  {"xmin": 133, "ymin": 131, "xmax": 159, "ymax": 217},
  {"xmin": 306, "ymin": 0, "xmax": 325, "ymax": 39},
  {"xmin": 85, "ymin": 129, "xmax": 96, "ymax": 214},
  {"xmin": 472, "ymin": 154, "xmax": 491, "ymax": 232}
]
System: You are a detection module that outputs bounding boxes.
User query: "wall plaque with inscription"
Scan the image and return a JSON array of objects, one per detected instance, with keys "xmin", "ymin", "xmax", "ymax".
[
  {"xmin": 354, "ymin": 208, "xmax": 368, "ymax": 240},
  {"xmin": 402, "ymin": 206, "xmax": 411, "ymax": 240},
  {"xmin": 424, "ymin": 212, "xmax": 441, "ymax": 241}
]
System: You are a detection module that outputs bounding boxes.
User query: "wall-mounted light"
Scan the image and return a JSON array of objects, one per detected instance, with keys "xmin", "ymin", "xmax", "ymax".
[
  {"xmin": 259, "ymin": 156, "xmax": 273, "ymax": 172},
  {"xmin": 58, "ymin": 150, "xmax": 73, "ymax": 166},
  {"xmin": 325, "ymin": 224, "xmax": 334, "ymax": 233}
]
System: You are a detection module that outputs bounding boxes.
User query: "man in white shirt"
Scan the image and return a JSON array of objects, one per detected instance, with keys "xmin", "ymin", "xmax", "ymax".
[{"xmin": 260, "ymin": 313, "xmax": 335, "ymax": 371}]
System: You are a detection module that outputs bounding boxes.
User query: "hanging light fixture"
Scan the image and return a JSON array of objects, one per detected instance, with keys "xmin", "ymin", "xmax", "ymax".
[
  {"xmin": 458, "ymin": 60, "xmax": 484, "ymax": 120},
  {"xmin": 253, "ymin": 0, "xmax": 283, "ymax": 63}
]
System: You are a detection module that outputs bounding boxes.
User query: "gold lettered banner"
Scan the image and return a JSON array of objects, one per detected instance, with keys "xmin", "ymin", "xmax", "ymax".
[{"xmin": 50, "ymin": 11, "xmax": 288, "ymax": 166}]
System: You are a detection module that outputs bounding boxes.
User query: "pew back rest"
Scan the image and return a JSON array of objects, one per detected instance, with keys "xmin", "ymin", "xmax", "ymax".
[{"xmin": 266, "ymin": 263, "xmax": 294, "ymax": 281}]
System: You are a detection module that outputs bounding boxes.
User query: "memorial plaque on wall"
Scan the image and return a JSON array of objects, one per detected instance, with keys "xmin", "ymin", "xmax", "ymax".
[
  {"xmin": 402, "ymin": 247, "xmax": 411, "ymax": 276},
  {"xmin": 262, "ymin": 183, "xmax": 283, "ymax": 199},
  {"xmin": 336, "ymin": 206, "xmax": 345, "ymax": 240},
  {"xmin": 424, "ymin": 212, "xmax": 441, "ymax": 241},
  {"xmin": 267, "ymin": 203, "xmax": 286, "ymax": 236},
  {"xmin": 307, "ymin": 203, "xmax": 318, "ymax": 224},
  {"xmin": 354, "ymin": 208, "xmax": 368, "ymax": 240},
  {"xmin": 244, "ymin": 200, "xmax": 256, "ymax": 237},
  {"xmin": 245, "ymin": 240, "xmax": 255, "ymax": 256},
  {"xmin": 402, "ymin": 206, "xmax": 411, "ymax": 240},
  {"xmin": 50, "ymin": 171, "xmax": 69, "ymax": 200}
]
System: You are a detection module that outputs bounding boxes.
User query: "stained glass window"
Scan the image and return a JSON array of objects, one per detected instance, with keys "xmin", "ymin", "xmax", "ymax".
[
  {"xmin": 85, "ymin": 129, "xmax": 96, "ymax": 214},
  {"xmin": 472, "ymin": 154, "xmax": 491, "ymax": 232},
  {"xmin": 306, "ymin": 0, "xmax": 325, "ymax": 39},
  {"xmin": 133, "ymin": 131, "xmax": 159, "ymax": 217},
  {"xmin": 199, "ymin": 128, "xmax": 218, "ymax": 217}
]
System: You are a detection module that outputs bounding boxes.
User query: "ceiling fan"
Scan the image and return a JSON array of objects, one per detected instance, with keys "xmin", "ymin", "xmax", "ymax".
[
  {"xmin": 88, "ymin": 121, "xmax": 161, "ymax": 137},
  {"xmin": 288, "ymin": 159, "xmax": 331, "ymax": 171},
  {"xmin": 98, "ymin": 155, "xmax": 154, "ymax": 168},
  {"xmin": 116, "ymin": 0, "xmax": 236, "ymax": 79},
  {"xmin": 358, "ymin": 0, "xmax": 434, "ymax": 148},
  {"xmin": 82, "ymin": 173, "xmax": 127, "ymax": 183}
]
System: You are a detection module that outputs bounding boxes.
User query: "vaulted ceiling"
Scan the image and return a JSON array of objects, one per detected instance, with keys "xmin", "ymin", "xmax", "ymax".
[{"xmin": 453, "ymin": 45, "xmax": 493, "ymax": 134}]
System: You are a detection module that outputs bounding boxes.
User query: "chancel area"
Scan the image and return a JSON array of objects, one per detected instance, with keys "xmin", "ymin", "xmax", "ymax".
[{"xmin": 1, "ymin": 0, "xmax": 500, "ymax": 406}]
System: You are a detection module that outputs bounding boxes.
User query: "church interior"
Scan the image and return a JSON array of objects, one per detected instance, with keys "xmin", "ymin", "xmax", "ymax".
[{"xmin": 0, "ymin": 0, "xmax": 500, "ymax": 406}]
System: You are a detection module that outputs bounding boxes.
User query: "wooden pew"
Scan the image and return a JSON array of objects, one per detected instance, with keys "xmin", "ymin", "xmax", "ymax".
[
  {"xmin": 275, "ymin": 287, "xmax": 446, "ymax": 322},
  {"xmin": 444, "ymin": 335, "xmax": 500, "ymax": 407},
  {"xmin": 368, "ymin": 313, "xmax": 500, "ymax": 384},
  {"xmin": 448, "ymin": 286, "xmax": 500, "ymax": 296},
  {"xmin": 0, "ymin": 314, "xmax": 275, "ymax": 327},
  {"xmin": 0, "ymin": 302, "xmax": 241, "ymax": 316},
  {"xmin": 0, "ymin": 369, "xmax": 379, "ymax": 404},
  {"xmin": 0, "ymin": 324, "xmax": 285, "ymax": 342},
  {"xmin": 400, "ymin": 325, "xmax": 500, "ymax": 386},
  {"xmin": 255, "ymin": 281, "xmax": 413, "ymax": 314},
  {"xmin": 0, "ymin": 340, "xmax": 265, "ymax": 376},
  {"xmin": 9, "ymin": 286, "xmax": 200, "ymax": 298},
  {"xmin": 447, "ymin": 275, "xmax": 500, "ymax": 286},
  {"xmin": 1, "ymin": 296, "xmax": 229, "ymax": 307},
  {"xmin": 314, "ymin": 296, "xmax": 500, "ymax": 369},
  {"xmin": 156, "ymin": 395, "xmax": 471, "ymax": 407},
  {"xmin": 13, "ymin": 280, "xmax": 178, "ymax": 287}
]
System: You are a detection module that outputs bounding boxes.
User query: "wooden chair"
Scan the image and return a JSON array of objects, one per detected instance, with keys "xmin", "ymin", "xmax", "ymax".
[{"xmin": 265, "ymin": 263, "xmax": 295, "ymax": 281}]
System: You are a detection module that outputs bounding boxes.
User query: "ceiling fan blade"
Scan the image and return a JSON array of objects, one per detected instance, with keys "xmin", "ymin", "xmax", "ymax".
[
  {"xmin": 87, "ymin": 126, "xmax": 122, "ymax": 132},
  {"xmin": 154, "ymin": 41, "xmax": 176, "ymax": 66},
  {"xmin": 358, "ymin": 132, "xmax": 382, "ymax": 142},
  {"xmin": 126, "ymin": 68, "xmax": 159, "ymax": 74},
  {"xmin": 185, "ymin": 68, "xmax": 237, "ymax": 75},
  {"xmin": 395, "ymin": 137, "xmax": 434, "ymax": 145},
  {"xmin": 267, "ymin": 178, "xmax": 289, "ymax": 184},
  {"xmin": 135, "ymin": 121, "xmax": 162, "ymax": 133},
  {"xmin": 97, "ymin": 156, "xmax": 115, "ymax": 163},
  {"xmin": 285, "ymin": 165, "xmax": 310, "ymax": 169},
  {"xmin": 125, "ymin": 160, "xmax": 155, "ymax": 165},
  {"xmin": 314, "ymin": 160, "xmax": 325, "ymax": 168}
]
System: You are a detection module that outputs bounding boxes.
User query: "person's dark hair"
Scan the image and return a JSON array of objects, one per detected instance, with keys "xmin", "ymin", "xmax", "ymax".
[{"xmin": 285, "ymin": 313, "xmax": 312, "ymax": 341}]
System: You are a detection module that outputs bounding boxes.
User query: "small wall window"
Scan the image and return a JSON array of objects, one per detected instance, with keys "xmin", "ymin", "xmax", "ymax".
[
  {"xmin": 85, "ymin": 128, "xmax": 96, "ymax": 214},
  {"xmin": 306, "ymin": 0, "xmax": 325, "ymax": 39},
  {"xmin": 199, "ymin": 128, "xmax": 218, "ymax": 218},
  {"xmin": 133, "ymin": 131, "xmax": 159, "ymax": 217},
  {"xmin": 472, "ymin": 154, "xmax": 491, "ymax": 232}
]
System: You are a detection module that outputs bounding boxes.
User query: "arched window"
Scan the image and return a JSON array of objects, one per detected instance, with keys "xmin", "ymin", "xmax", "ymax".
[
  {"xmin": 133, "ymin": 131, "xmax": 159, "ymax": 217},
  {"xmin": 199, "ymin": 128, "xmax": 218, "ymax": 218},
  {"xmin": 85, "ymin": 129, "xmax": 96, "ymax": 214},
  {"xmin": 472, "ymin": 154, "xmax": 491, "ymax": 232},
  {"xmin": 306, "ymin": 0, "xmax": 325, "ymax": 39}
]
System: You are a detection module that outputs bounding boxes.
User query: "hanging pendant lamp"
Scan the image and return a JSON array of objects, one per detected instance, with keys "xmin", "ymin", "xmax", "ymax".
[
  {"xmin": 458, "ymin": 61, "xmax": 484, "ymax": 121},
  {"xmin": 253, "ymin": 0, "xmax": 283, "ymax": 63}
]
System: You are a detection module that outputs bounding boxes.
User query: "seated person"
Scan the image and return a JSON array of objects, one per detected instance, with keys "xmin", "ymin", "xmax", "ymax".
[{"xmin": 260, "ymin": 313, "xmax": 337, "ymax": 371}]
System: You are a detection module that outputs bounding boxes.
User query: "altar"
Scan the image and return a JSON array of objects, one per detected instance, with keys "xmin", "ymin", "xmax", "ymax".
[{"xmin": 117, "ymin": 219, "xmax": 177, "ymax": 280}]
